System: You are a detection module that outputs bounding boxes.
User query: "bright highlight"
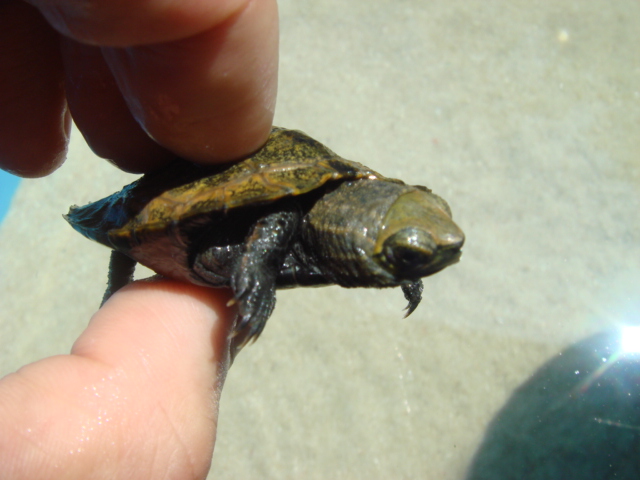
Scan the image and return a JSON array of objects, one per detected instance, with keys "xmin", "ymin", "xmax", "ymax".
[{"xmin": 620, "ymin": 326, "xmax": 640, "ymax": 354}]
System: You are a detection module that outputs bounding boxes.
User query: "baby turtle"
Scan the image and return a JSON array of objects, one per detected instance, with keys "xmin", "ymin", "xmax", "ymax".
[{"xmin": 66, "ymin": 128, "xmax": 464, "ymax": 348}]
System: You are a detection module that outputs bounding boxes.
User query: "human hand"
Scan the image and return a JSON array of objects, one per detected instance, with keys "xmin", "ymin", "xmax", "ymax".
[
  {"xmin": 0, "ymin": 280, "xmax": 235, "ymax": 479},
  {"xmin": 0, "ymin": 1, "xmax": 278, "ymax": 478},
  {"xmin": 0, "ymin": 0, "xmax": 279, "ymax": 177}
]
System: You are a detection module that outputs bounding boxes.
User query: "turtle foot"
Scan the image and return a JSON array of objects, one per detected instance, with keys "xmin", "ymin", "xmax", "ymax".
[
  {"xmin": 230, "ymin": 272, "xmax": 277, "ymax": 349},
  {"xmin": 401, "ymin": 280, "xmax": 423, "ymax": 317}
]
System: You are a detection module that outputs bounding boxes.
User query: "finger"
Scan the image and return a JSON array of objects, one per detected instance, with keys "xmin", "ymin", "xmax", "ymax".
[
  {"xmin": 0, "ymin": 1, "xmax": 70, "ymax": 178},
  {"xmin": 0, "ymin": 280, "xmax": 234, "ymax": 479},
  {"xmin": 61, "ymin": 39, "xmax": 176, "ymax": 173},
  {"xmin": 28, "ymin": 0, "xmax": 250, "ymax": 47},
  {"xmin": 102, "ymin": 0, "xmax": 279, "ymax": 163}
]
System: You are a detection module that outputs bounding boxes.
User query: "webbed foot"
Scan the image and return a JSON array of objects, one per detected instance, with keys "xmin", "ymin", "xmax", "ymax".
[{"xmin": 230, "ymin": 266, "xmax": 277, "ymax": 345}]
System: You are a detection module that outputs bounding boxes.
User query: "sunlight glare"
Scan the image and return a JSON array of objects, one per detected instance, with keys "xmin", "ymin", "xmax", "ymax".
[{"xmin": 620, "ymin": 326, "xmax": 640, "ymax": 354}]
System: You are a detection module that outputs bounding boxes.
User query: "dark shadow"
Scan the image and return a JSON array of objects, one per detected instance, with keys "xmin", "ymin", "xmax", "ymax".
[{"xmin": 466, "ymin": 329, "xmax": 640, "ymax": 480}]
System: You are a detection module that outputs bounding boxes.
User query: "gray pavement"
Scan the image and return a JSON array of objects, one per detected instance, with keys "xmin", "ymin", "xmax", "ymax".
[{"xmin": 1, "ymin": 1, "xmax": 639, "ymax": 478}]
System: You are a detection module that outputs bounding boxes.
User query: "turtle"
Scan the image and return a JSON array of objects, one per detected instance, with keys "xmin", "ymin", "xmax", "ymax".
[{"xmin": 66, "ymin": 127, "xmax": 464, "ymax": 349}]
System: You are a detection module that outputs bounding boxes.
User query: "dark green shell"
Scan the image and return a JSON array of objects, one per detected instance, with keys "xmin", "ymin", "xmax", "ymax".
[{"xmin": 66, "ymin": 128, "xmax": 383, "ymax": 252}]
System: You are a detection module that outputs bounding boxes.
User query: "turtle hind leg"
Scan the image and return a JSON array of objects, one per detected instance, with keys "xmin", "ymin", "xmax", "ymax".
[{"xmin": 101, "ymin": 250, "xmax": 137, "ymax": 306}]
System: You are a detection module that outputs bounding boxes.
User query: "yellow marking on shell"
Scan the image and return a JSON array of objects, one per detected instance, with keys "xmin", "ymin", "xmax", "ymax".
[{"xmin": 113, "ymin": 151, "xmax": 382, "ymax": 240}]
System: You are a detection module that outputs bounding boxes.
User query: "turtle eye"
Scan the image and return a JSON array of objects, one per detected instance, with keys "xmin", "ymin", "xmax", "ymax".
[
  {"xmin": 385, "ymin": 244, "xmax": 434, "ymax": 276},
  {"xmin": 388, "ymin": 245, "xmax": 430, "ymax": 269},
  {"xmin": 379, "ymin": 228, "xmax": 436, "ymax": 278}
]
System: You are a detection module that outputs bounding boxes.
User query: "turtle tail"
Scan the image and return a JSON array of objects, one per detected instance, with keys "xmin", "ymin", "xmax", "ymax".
[{"xmin": 64, "ymin": 190, "xmax": 132, "ymax": 248}]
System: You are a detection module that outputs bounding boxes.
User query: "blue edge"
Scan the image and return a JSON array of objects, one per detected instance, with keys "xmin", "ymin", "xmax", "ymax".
[{"xmin": 0, "ymin": 169, "xmax": 21, "ymax": 224}]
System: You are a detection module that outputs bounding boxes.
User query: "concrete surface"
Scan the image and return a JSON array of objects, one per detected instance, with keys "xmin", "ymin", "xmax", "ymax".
[{"xmin": 1, "ymin": 0, "xmax": 639, "ymax": 478}]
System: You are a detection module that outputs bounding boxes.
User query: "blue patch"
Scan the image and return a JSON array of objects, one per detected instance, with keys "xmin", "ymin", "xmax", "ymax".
[{"xmin": 0, "ymin": 170, "xmax": 21, "ymax": 223}]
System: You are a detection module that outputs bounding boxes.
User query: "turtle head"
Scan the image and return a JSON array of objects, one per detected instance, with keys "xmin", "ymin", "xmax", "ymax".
[{"xmin": 373, "ymin": 187, "xmax": 464, "ymax": 281}]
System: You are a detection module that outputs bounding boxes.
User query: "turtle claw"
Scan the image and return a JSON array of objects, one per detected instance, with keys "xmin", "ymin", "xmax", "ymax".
[
  {"xmin": 229, "ymin": 260, "xmax": 278, "ymax": 348},
  {"xmin": 229, "ymin": 294, "xmax": 276, "ymax": 356},
  {"xmin": 401, "ymin": 281, "xmax": 423, "ymax": 317},
  {"xmin": 228, "ymin": 295, "xmax": 274, "ymax": 361},
  {"xmin": 232, "ymin": 290, "xmax": 276, "ymax": 344}
]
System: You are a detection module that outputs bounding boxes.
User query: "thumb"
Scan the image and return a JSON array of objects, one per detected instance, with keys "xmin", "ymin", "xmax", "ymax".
[{"xmin": 0, "ymin": 279, "xmax": 234, "ymax": 480}]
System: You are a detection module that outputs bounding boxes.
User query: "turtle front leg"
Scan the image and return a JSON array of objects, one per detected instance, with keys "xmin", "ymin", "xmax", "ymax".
[
  {"xmin": 196, "ymin": 209, "xmax": 300, "ymax": 348},
  {"xmin": 101, "ymin": 250, "xmax": 137, "ymax": 306},
  {"xmin": 231, "ymin": 209, "xmax": 300, "ymax": 344},
  {"xmin": 401, "ymin": 280, "xmax": 423, "ymax": 317}
]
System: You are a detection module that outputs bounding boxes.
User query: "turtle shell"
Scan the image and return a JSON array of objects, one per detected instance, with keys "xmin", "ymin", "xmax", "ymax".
[{"xmin": 66, "ymin": 127, "xmax": 383, "ymax": 257}]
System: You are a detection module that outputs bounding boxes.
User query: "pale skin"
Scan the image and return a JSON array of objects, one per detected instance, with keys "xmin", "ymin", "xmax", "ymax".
[{"xmin": 0, "ymin": 0, "xmax": 279, "ymax": 478}]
